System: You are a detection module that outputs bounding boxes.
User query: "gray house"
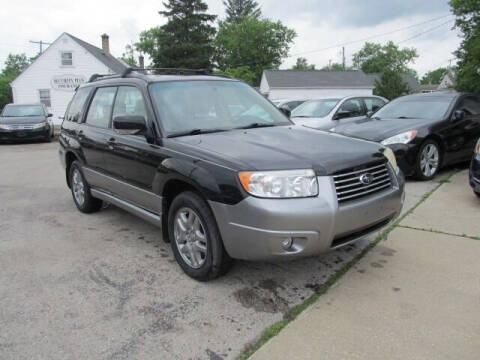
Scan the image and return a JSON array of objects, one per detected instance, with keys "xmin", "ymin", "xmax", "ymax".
[{"xmin": 259, "ymin": 70, "xmax": 375, "ymax": 100}]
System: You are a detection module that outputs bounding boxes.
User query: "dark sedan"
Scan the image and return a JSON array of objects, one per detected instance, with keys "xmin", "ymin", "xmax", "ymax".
[
  {"xmin": 0, "ymin": 103, "xmax": 54, "ymax": 143},
  {"xmin": 331, "ymin": 91, "xmax": 480, "ymax": 180},
  {"xmin": 470, "ymin": 138, "xmax": 480, "ymax": 197}
]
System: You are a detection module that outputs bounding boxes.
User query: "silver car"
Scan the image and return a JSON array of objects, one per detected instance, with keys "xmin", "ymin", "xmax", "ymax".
[{"xmin": 291, "ymin": 95, "xmax": 388, "ymax": 130}]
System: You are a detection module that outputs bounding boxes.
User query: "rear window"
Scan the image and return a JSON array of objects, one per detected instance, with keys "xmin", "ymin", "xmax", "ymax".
[{"xmin": 1, "ymin": 105, "xmax": 45, "ymax": 117}]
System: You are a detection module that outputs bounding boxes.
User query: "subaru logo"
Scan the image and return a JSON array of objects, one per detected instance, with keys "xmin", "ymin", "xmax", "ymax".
[{"xmin": 359, "ymin": 173, "xmax": 374, "ymax": 185}]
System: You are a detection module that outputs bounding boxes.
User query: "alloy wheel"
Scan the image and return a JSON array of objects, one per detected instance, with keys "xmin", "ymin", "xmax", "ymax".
[
  {"xmin": 173, "ymin": 207, "xmax": 208, "ymax": 269},
  {"xmin": 72, "ymin": 169, "xmax": 85, "ymax": 206},
  {"xmin": 420, "ymin": 143, "xmax": 439, "ymax": 178}
]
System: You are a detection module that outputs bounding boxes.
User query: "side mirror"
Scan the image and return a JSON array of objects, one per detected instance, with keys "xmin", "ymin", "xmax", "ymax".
[
  {"xmin": 453, "ymin": 110, "xmax": 465, "ymax": 122},
  {"xmin": 279, "ymin": 105, "xmax": 291, "ymax": 118},
  {"xmin": 47, "ymin": 113, "xmax": 53, "ymax": 117},
  {"xmin": 113, "ymin": 115, "xmax": 146, "ymax": 135},
  {"xmin": 366, "ymin": 111, "xmax": 374, "ymax": 118},
  {"xmin": 333, "ymin": 110, "xmax": 351, "ymax": 120}
]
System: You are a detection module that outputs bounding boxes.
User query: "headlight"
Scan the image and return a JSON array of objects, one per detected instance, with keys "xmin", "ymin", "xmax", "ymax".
[
  {"xmin": 0, "ymin": 124, "xmax": 11, "ymax": 130},
  {"xmin": 32, "ymin": 122, "xmax": 48, "ymax": 129},
  {"xmin": 383, "ymin": 147, "xmax": 400, "ymax": 174},
  {"xmin": 381, "ymin": 130, "xmax": 418, "ymax": 145},
  {"xmin": 238, "ymin": 169, "xmax": 318, "ymax": 198},
  {"xmin": 474, "ymin": 139, "xmax": 479, "ymax": 154}
]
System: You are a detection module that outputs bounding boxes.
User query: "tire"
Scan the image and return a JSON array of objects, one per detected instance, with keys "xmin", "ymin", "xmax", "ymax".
[
  {"xmin": 475, "ymin": 191, "xmax": 480, "ymax": 199},
  {"xmin": 413, "ymin": 139, "xmax": 441, "ymax": 181},
  {"xmin": 44, "ymin": 132, "xmax": 52, "ymax": 142},
  {"xmin": 69, "ymin": 161, "xmax": 102, "ymax": 213},
  {"xmin": 168, "ymin": 191, "xmax": 232, "ymax": 281}
]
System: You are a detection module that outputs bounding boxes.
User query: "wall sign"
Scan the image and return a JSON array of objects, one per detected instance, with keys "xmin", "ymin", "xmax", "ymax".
[{"xmin": 51, "ymin": 74, "xmax": 86, "ymax": 91}]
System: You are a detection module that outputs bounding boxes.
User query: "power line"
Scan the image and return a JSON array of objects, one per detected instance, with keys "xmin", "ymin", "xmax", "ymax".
[
  {"xmin": 288, "ymin": 13, "xmax": 454, "ymax": 58},
  {"xmin": 397, "ymin": 19, "xmax": 455, "ymax": 44}
]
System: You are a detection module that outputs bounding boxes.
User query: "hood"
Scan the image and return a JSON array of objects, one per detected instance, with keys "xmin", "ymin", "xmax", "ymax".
[
  {"xmin": 168, "ymin": 125, "xmax": 386, "ymax": 176},
  {"xmin": 331, "ymin": 117, "xmax": 436, "ymax": 142},
  {"xmin": 0, "ymin": 116, "xmax": 46, "ymax": 124}
]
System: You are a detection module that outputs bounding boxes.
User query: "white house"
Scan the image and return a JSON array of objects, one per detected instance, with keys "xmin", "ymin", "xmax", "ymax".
[
  {"xmin": 11, "ymin": 32, "xmax": 128, "ymax": 124},
  {"xmin": 259, "ymin": 70, "xmax": 375, "ymax": 100}
]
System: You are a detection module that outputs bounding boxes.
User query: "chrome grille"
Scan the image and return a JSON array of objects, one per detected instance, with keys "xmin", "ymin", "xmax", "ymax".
[
  {"xmin": 333, "ymin": 161, "xmax": 392, "ymax": 203},
  {"xmin": 6, "ymin": 124, "xmax": 35, "ymax": 130}
]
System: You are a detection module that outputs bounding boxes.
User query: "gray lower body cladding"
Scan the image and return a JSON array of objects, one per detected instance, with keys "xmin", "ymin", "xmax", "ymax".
[{"xmin": 210, "ymin": 174, "xmax": 405, "ymax": 261}]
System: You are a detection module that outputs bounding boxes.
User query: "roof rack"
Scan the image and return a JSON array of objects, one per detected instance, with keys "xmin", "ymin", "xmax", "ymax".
[{"xmin": 88, "ymin": 67, "xmax": 232, "ymax": 83}]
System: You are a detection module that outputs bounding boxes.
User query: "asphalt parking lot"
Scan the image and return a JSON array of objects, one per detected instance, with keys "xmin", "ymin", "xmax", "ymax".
[{"xmin": 0, "ymin": 141, "xmax": 445, "ymax": 360}]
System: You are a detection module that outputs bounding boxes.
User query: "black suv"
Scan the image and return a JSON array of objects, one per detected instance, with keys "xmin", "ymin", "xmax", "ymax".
[{"xmin": 59, "ymin": 69, "xmax": 405, "ymax": 280}]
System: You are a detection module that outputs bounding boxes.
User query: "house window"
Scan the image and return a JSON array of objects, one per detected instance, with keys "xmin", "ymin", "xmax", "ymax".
[
  {"xmin": 61, "ymin": 51, "xmax": 73, "ymax": 66},
  {"xmin": 39, "ymin": 89, "xmax": 51, "ymax": 107}
]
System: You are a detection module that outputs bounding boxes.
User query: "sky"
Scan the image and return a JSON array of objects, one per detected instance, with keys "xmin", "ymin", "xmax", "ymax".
[{"xmin": 0, "ymin": 0, "xmax": 461, "ymax": 77}]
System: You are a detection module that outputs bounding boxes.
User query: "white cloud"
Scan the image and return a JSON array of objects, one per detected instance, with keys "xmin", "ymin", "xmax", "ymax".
[{"xmin": 0, "ymin": 0, "xmax": 461, "ymax": 78}]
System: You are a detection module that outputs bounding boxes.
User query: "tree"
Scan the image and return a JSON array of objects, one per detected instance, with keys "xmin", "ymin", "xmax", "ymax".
[
  {"xmin": 291, "ymin": 57, "xmax": 315, "ymax": 70},
  {"xmin": 215, "ymin": 17, "xmax": 296, "ymax": 85},
  {"xmin": 421, "ymin": 67, "xmax": 448, "ymax": 85},
  {"xmin": 223, "ymin": 0, "xmax": 261, "ymax": 24},
  {"xmin": 2, "ymin": 54, "xmax": 30, "ymax": 79},
  {"xmin": 352, "ymin": 41, "xmax": 418, "ymax": 74},
  {"xmin": 450, "ymin": 0, "xmax": 480, "ymax": 93},
  {"xmin": 374, "ymin": 68, "xmax": 411, "ymax": 100},
  {"xmin": 136, "ymin": 0, "xmax": 217, "ymax": 70},
  {"xmin": 121, "ymin": 44, "xmax": 138, "ymax": 66},
  {"xmin": 0, "ymin": 53, "xmax": 31, "ymax": 110},
  {"xmin": 221, "ymin": 66, "xmax": 257, "ymax": 85}
]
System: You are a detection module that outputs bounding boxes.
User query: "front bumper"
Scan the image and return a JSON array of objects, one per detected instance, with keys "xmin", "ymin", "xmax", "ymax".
[
  {"xmin": 469, "ymin": 154, "xmax": 480, "ymax": 193},
  {"xmin": 388, "ymin": 143, "xmax": 418, "ymax": 177},
  {"xmin": 210, "ymin": 172, "xmax": 405, "ymax": 261},
  {"xmin": 0, "ymin": 127, "xmax": 49, "ymax": 141}
]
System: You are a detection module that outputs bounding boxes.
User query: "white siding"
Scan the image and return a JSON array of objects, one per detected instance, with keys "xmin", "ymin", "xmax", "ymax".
[
  {"xmin": 268, "ymin": 88, "xmax": 373, "ymax": 100},
  {"xmin": 11, "ymin": 33, "xmax": 113, "ymax": 124}
]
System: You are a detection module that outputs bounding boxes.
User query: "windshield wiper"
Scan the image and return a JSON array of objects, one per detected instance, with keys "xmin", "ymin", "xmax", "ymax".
[
  {"xmin": 396, "ymin": 116, "xmax": 414, "ymax": 119},
  {"xmin": 237, "ymin": 123, "xmax": 277, "ymax": 130},
  {"xmin": 291, "ymin": 115, "xmax": 312, "ymax": 118},
  {"xmin": 167, "ymin": 128, "xmax": 227, "ymax": 138}
]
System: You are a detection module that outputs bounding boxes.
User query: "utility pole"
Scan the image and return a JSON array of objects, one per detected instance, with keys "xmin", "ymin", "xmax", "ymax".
[
  {"xmin": 29, "ymin": 40, "xmax": 52, "ymax": 55},
  {"xmin": 342, "ymin": 47, "xmax": 346, "ymax": 70}
]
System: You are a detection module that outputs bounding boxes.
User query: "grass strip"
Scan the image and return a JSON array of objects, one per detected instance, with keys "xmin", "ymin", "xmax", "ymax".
[{"xmin": 237, "ymin": 170, "xmax": 458, "ymax": 360}]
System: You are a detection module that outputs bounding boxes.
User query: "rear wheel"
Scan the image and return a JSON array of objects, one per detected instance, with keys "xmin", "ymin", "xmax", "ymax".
[
  {"xmin": 69, "ymin": 161, "xmax": 102, "ymax": 213},
  {"xmin": 475, "ymin": 191, "xmax": 480, "ymax": 199},
  {"xmin": 168, "ymin": 191, "xmax": 232, "ymax": 281},
  {"xmin": 414, "ymin": 140, "xmax": 441, "ymax": 181}
]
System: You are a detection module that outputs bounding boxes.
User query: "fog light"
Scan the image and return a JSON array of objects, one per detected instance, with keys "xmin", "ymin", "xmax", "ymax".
[{"xmin": 282, "ymin": 237, "xmax": 293, "ymax": 250}]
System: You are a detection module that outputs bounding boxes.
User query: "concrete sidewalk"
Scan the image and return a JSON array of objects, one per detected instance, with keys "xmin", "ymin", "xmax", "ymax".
[{"xmin": 251, "ymin": 171, "xmax": 480, "ymax": 360}]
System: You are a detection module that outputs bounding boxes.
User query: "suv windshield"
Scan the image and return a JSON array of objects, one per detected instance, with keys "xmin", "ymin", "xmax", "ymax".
[
  {"xmin": 149, "ymin": 80, "xmax": 291, "ymax": 136},
  {"xmin": 1, "ymin": 105, "xmax": 45, "ymax": 117},
  {"xmin": 373, "ymin": 97, "xmax": 452, "ymax": 120},
  {"xmin": 291, "ymin": 99, "xmax": 340, "ymax": 118}
]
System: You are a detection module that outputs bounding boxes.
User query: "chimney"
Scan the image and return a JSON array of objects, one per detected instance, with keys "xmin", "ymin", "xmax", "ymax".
[
  {"xmin": 101, "ymin": 34, "xmax": 110, "ymax": 54},
  {"xmin": 139, "ymin": 55, "xmax": 145, "ymax": 69}
]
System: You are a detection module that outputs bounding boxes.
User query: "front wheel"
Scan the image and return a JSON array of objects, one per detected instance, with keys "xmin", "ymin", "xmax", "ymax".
[
  {"xmin": 168, "ymin": 191, "xmax": 232, "ymax": 281},
  {"xmin": 414, "ymin": 140, "xmax": 441, "ymax": 181}
]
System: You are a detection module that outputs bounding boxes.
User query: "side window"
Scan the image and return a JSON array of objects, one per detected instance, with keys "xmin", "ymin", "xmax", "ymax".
[
  {"xmin": 364, "ymin": 98, "xmax": 386, "ymax": 112},
  {"xmin": 338, "ymin": 99, "xmax": 365, "ymax": 118},
  {"xmin": 66, "ymin": 87, "xmax": 91, "ymax": 122},
  {"xmin": 85, "ymin": 87, "xmax": 117, "ymax": 128},
  {"xmin": 112, "ymin": 86, "xmax": 147, "ymax": 120},
  {"xmin": 457, "ymin": 97, "xmax": 480, "ymax": 116}
]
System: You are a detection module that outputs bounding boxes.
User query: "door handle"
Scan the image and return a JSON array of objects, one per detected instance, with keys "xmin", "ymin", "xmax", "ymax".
[{"xmin": 107, "ymin": 137, "xmax": 116, "ymax": 144}]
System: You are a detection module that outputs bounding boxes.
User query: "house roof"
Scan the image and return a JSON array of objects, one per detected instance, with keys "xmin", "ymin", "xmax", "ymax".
[
  {"xmin": 365, "ymin": 73, "xmax": 421, "ymax": 93},
  {"xmin": 66, "ymin": 33, "xmax": 128, "ymax": 73},
  {"xmin": 263, "ymin": 70, "xmax": 374, "ymax": 89}
]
